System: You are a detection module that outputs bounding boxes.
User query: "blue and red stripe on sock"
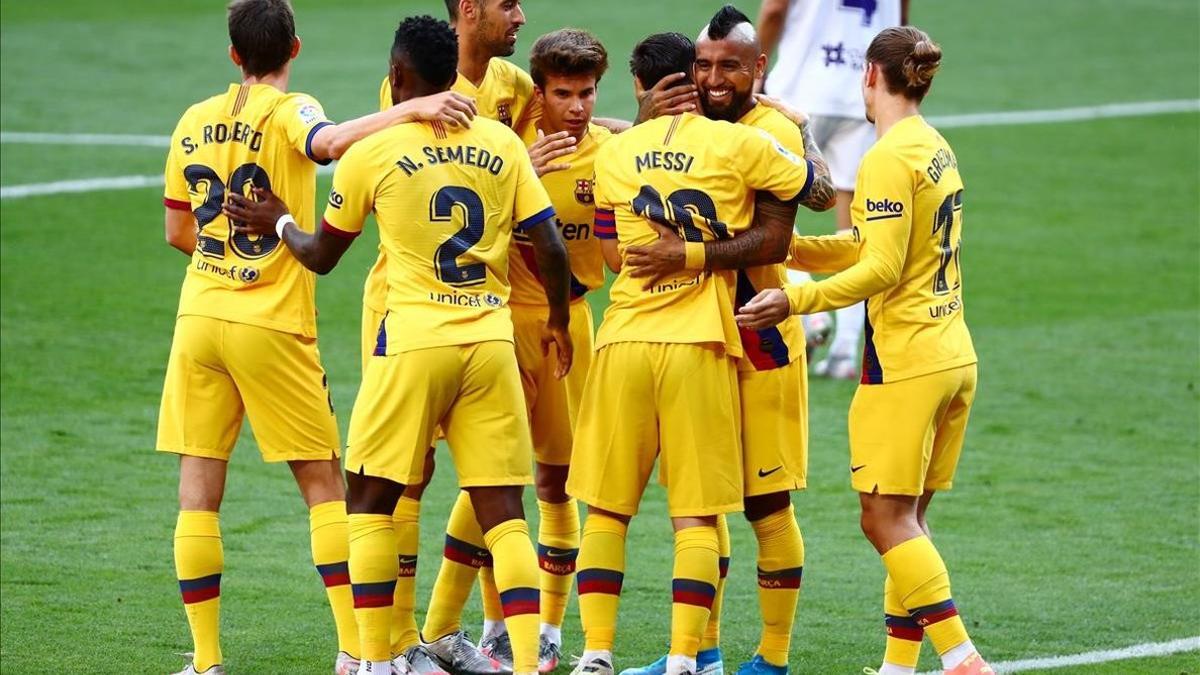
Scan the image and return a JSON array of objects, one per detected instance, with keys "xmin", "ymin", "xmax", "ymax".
[
  {"xmin": 351, "ymin": 579, "xmax": 397, "ymax": 609},
  {"xmin": 538, "ymin": 544, "xmax": 579, "ymax": 576},
  {"xmin": 672, "ymin": 578, "xmax": 717, "ymax": 609},
  {"xmin": 315, "ymin": 561, "xmax": 350, "ymax": 588},
  {"xmin": 756, "ymin": 565, "xmax": 803, "ymax": 590},
  {"xmin": 443, "ymin": 534, "xmax": 493, "ymax": 569},
  {"xmin": 577, "ymin": 568, "xmax": 624, "ymax": 596},
  {"xmin": 499, "ymin": 587, "xmax": 540, "ymax": 617},
  {"xmin": 179, "ymin": 573, "xmax": 221, "ymax": 604},
  {"xmin": 909, "ymin": 598, "xmax": 958, "ymax": 628},
  {"xmin": 885, "ymin": 613, "xmax": 925, "ymax": 642}
]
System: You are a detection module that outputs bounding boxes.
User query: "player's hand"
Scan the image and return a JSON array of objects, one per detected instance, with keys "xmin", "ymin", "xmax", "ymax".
[
  {"xmin": 225, "ymin": 187, "xmax": 289, "ymax": 236},
  {"xmin": 754, "ymin": 93, "xmax": 808, "ymax": 128},
  {"xmin": 400, "ymin": 91, "xmax": 477, "ymax": 128},
  {"xmin": 635, "ymin": 72, "xmax": 699, "ymax": 123},
  {"xmin": 735, "ymin": 288, "xmax": 791, "ymax": 330},
  {"xmin": 541, "ymin": 319, "xmax": 574, "ymax": 380},
  {"xmin": 528, "ymin": 129, "xmax": 575, "ymax": 177},
  {"xmin": 624, "ymin": 221, "xmax": 686, "ymax": 290}
]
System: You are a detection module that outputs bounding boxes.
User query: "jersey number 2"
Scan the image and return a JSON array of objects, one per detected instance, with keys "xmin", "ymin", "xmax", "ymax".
[{"xmin": 431, "ymin": 186, "xmax": 487, "ymax": 287}]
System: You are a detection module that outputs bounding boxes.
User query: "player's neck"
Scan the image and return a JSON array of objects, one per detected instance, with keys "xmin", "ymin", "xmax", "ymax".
[
  {"xmin": 871, "ymin": 98, "xmax": 921, "ymax": 139},
  {"xmin": 241, "ymin": 69, "xmax": 289, "ymax": 92},
  {"xmin": 457, "ymin": 38, "xmax": 493, "ymax": 86}
]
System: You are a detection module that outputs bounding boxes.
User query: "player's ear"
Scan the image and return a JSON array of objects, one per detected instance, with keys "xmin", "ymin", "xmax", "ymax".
[
  {"xmin": 533, "ymin": 85, "xmax": 545, "ymax": 104},
  {"xmin": 755, "ymin": 53, "xmax": 767, "ymax": 80},
  {"xmin": 461, "ymin": 0, "xmax": 477, "ymax": 22},
  {"xmin": 633, "ymin": 76, "xmax": 645, "ymax": 98},
  {"xmin": 228, "ymin": 45, "xmax": 243, "ymax": 68},
  {"xmin": 291, "ymin": 36, "xmax": 302, "ymax": 60}
]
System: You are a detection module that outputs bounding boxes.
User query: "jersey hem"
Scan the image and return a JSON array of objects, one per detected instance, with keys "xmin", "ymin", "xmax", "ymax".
[
  {"xmin": 175, "ymin": 310, "xmax": 317, "ymax": 340},
  {"xmin": 869, "ymin": 356, "xmax": 978, "ymax": 386}
]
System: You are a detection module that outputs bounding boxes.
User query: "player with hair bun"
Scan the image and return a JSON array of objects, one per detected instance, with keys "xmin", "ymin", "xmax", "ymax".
[{"xmin": 738, "ymin": 26, "xmax": 993, "ymax": 675}]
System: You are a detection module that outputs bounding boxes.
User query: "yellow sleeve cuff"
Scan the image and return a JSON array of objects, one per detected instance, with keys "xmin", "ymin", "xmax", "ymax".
[
  {"xmin": 683, "ymin": 241, "xmax": 707, "ymax": 271},
  {"xmin": 784, "ymin": 283, "xmax": 809, "ymax": 315}
]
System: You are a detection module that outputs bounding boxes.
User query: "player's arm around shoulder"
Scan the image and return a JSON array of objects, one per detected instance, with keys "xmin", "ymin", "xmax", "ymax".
[
  {"xmin": 754, "ymin": 94, "xmax": 836, "ymax": 211},
  {"xmin": 304, "ymin": 91, "xmax": 477, "ymax": 162}
]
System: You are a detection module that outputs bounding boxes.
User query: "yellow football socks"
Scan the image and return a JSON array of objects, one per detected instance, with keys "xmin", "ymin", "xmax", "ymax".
[
  {"xmin": 883, "ymin": 574, "xmax": 924, "ymax": 669},
  {"xmin": 751, "ymin": 505, "xmax": 805, "ymax": 666},
  {"xmin": 480, "ymin": 565, "xmax": 504, "ymax": 636},
  {"xmin": 670, "ymin": 525, "xmax": 720, "ymax": 658},
  {"xmin": 537, "ymin": 498, "xmax": 581, "ymax": 635},
  {"xmin": 422, "ymin": 491, "xmax": 491, "ymax": 641},
  {"xmin": 700, "ymin": 515, "xmax": 730, "ymax": 651},
  {"xmin": 483, "ymin": 519, "xmax": 541, "ymax": 674},
  {"xmin": 310, "ymin": 501, "xmax": 359, "ymax": 659},
  {"xmin": 882, "ymin": 536, "xmax": 970, "ymax": 655},
  {"xmin": 391, "ymin": 497, "xmax": 421, "ymax": 653},
  {"xmin": 174, "ymin": 511, "xmax": 223, "ymax": 672},
  {"xmin": 576, "ymin": 512, "xmax": 628, "ymax": 652},
  {"xmin": 348, "ymin": 513, "xmax": 397, "ymax": 664}
]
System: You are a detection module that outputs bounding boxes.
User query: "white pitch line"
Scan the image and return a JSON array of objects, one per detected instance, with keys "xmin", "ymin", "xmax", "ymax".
[
  {"xmin": 0, "ymin": 131, "xmax": 170, "ymax": 147},
  {"xmin": 1, "ymin": 98, "xmax": 1197, "ymax": 199},
  {"xmin": 916, "ymin": 636, "xmax": 1200, "ymax": 674},
  {"xmin": 927, "ymin": 98, "xmax": 1199, "ymax": 128}
]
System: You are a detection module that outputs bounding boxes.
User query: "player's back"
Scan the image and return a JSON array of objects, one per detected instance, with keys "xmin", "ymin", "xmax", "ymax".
[
  {"xmin": 334, "ymin": 117, "xmax": 553, "ymax": 353},
  {"xmin": 165, "ymin": 83, "xmax": 329, "ymax": 337},
  {"xmin": 855, "ymin": 115, "xmax": 974, "ymax": 382},
  {"xmin": 595, "ymin": 112, "xmax": 811, "ymax": 357}
]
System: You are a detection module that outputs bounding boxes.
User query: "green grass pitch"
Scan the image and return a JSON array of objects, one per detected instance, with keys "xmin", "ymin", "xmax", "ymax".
[{"xmin": 1, "ymin": 1, "xmax": 1198, "ymax": 672}]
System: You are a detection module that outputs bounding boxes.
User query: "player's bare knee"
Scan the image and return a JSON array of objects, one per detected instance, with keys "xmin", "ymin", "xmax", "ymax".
[
  {"xmin": 345, "ymin": 470, "xmax": 403, "ymax": 515},
  {"xmin": 289, "ymin": 458, "xmax": 346, "ymax": 507},
  {"xmin": 401, "ymin": 448, "xmax": 437, "ymax": 501},
  {"xmin": 744, "ymin": 491, "xmax": 791, "ymax": 522},
  {"xmin": 672, "ymin": 515, "xmax": 718, "ymax": 531},
  {"xmin": 468, "ymin": 485, "xmax": 526, "ymax": 533},
  {"xmin": 178, "ymin": 455, "xmax": 228, "ymax": 511},
  {"xmin": 535, "ymin": 462, "xmax": 570, "ymax": 503},
  {"xmin": 586, "ymin": 505, "xmax": 631, "ymax": 524}
]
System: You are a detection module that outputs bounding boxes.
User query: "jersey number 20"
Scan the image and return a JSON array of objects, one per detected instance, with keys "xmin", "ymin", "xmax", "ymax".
[{"xmin": 184, "ymin": 162, "xmax": 280, "ymax": 260}]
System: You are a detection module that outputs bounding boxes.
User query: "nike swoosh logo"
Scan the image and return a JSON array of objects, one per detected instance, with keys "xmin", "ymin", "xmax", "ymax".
[
  {"xmin": 758, "ymin": 466, "xmax": 783, "ymax": 478},
  {"xmin": 397, "ymin": 556, "xmax": 418, "ymax": 565},
  {"xmin": 850, "ymin": 465, "xmax": 866, "ymax": 473},
  {"xmin": 545, "ymin": 548, "xmax": 576, "ymax": 558}
]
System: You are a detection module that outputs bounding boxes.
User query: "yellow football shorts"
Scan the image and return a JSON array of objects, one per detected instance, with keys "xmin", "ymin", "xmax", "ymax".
[
  {"xmin": 156, "ymin": 315, "xmax": 340, "ymax": 462},
  {"xmin": 567, "ymin": 341, "xmax": 743, "ymax": 518},
  {"xmin": 740, "ymin": 357, "xmax": 808, "ymax": 497},
  {"xmin": 848, "ymin": 363, "xmax": 978, "ymax": 496},
  {"xmin": 511, "ymin": 299, "xmax": 595, "ymax": 467},
  {"xmin": 346, "ymin": 340, "xmax": 533, "ymax": 488},
  {"xmin": 360, "ymin": 302, "xmax": 386, "ymax": 374}
]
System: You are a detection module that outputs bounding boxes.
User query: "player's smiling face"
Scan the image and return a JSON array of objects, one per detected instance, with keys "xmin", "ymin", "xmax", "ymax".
[
  {"xmin": 694, "ymin": 35, "xmax": 763, "ymax": 123},
  {"xmin": 537, "ymin": 73, "xmax": 597, "ymax": 141},
  {"xmin": 477, "ymin": 0, "xmax": 525, "ymax": 57}
]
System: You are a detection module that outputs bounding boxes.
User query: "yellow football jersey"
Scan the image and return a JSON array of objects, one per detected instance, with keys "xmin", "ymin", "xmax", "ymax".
[
  {"xmin": 594, "ymin": 112, "xmax": 814, "ymax": 357},
  {"xmin": 509, "ymin": 123, "xmax": 612, "ymax": 306},
  {"xmin": 163, "ymin": 83, "xmax": 331, "ymax": 337},
  {"xmin": 734, "ymin": 103, "xmax": 807, "ymax": 371},
  {"xmin": 323, "ymin": 118, "xmax": 555, "ymax": 354},
  {"xmin": 785, "ymin": 115, "xmax": 976, "ymax": 383},
  {"xmin": 365, "ymin": 58, "xmax": 543, "ymax": 313}
]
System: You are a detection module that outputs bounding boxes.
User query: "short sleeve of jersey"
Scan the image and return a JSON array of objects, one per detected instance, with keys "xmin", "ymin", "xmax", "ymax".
[
  {"xmin": 378, "ymin": 76, "xmax": 391, "ymax": 113},
  {"xmin": 320, "ymin": 144, "xmax": 377, "ymax": 239},
  {"xmin": 511, "ymin": 135, "xmax": 555, "ymax": 231},
  {"xmin": 163, "ymin": 117, "xmax": 190, "ymax": 210},
  {"xmin": 733, "ymin": 127, "xmax": 814, "ymax": 202},
  {"xmin": 279, "ymin": 93, "xmax": 334, "ymax": 166},
  {"xmin": 853, "ymin": 147, "xmax": 913, "ymax": 232},
  {"xmin": 592, "ymin": 144, "xmax": 617, "ymax": 240}
]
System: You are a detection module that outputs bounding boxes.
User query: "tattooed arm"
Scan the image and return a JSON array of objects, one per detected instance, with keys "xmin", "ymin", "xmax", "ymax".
[{"xmin": 754, "ymin": 94, "xmax": 837, "ymax": 212}]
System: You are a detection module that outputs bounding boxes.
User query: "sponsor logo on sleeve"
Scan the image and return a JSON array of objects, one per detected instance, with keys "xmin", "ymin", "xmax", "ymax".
[
  {"xmin": 298, "ymin": 103, "xmax": 323, "ymax": 126},
  {"xmin": 865, "ymin": 198, "xmax": 904, "ymax": 220},
  {"xmin": 328, "ymin": 189, "xmax": 344, "ymax": 209}
]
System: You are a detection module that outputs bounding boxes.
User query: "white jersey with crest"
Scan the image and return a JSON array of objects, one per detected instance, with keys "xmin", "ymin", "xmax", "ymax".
[{"xmin": 765, "ymin": 0, "xmax": 902, "ymax": 119}]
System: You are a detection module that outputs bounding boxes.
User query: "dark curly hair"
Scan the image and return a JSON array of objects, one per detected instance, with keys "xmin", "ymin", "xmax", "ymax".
[
  {"xmin": 392, "ymin": 15, "xmax": 459, "ymax": 88},
  {"xmin": 227, "ymin": 0, "xmax": 296, "ymax": 77},
  {"xmin": 529, "ymin": 29, "xmax": 609, "ymax": 88},
  {"xmin": 629, "ymin": 32, "xmax": 695, "ymax": 90}
]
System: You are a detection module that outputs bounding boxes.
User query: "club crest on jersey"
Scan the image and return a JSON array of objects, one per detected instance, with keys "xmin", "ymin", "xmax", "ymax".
[
  {"xmin": 575, "ymin": 179, "xmax": 594, "ymax": 204},
  {"xmin": 497, "ymin": 102, "xmax": 513, "ymax": 127}
]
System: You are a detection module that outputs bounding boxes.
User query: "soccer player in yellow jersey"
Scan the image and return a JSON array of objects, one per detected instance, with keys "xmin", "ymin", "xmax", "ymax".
[
  {"xmin": 158, "ymin": 3, "xmax": 474, "ymax": 674},
  {"xmin": 619, "ymin": 7, "xmax": 836, "ymax": 675},
  {"xmin": 737, "ymin": 27, "xmax": 992, "ymax": 675},
  {"xmin": 227, "ymin": 16, "xmax": 572, "ymax": 675},
  {"xmin": 565, "ymin": 33, "xmax": 814, "ymax": 675}
]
